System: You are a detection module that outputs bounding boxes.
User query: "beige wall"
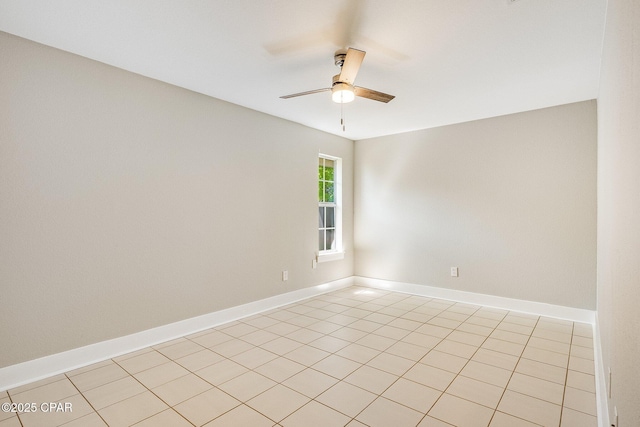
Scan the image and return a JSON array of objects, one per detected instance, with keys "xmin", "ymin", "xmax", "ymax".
[
  {"xmin": 0, "ymin": 32, "xmax": 354, "ymax": 367},
  {"xmin": 597, "ymin": 0, "xmax": 640, "ymax": 424},
  {"xmin": 354, "ymin": 101, "xmax": 597, "ymax": 309}
]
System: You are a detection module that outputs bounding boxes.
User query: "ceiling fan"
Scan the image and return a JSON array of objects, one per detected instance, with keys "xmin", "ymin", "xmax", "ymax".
[{"xmin": 280, "ymin": 48, "xmax": 395, "ymax": 104}]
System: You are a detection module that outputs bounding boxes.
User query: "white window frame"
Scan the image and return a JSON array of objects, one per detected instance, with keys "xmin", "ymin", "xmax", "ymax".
[{"xmin": 318, "ymin": 154, "xmax": 344, "ymax": 262}]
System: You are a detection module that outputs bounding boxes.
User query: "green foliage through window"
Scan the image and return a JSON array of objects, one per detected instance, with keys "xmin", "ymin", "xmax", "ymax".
[{"xmin": 318, "ymin": 160, "xmax": 335, "ymax": 203}]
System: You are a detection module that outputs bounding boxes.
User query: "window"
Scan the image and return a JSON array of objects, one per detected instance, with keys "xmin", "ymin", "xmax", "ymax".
[{"xmin": 318, "ymin": 154, "xmax": 343, "ymax": 261}]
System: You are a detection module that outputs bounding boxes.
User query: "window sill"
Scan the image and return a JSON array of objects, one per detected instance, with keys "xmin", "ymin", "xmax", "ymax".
[{"xmin": 317, "ymin": 251, "xmax": 345, "ymax": 263}]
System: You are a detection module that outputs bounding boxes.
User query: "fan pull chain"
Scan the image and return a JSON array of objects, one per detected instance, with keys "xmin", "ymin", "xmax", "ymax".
[{"xmin": 341, "ymin": 101, "xmax": 346, "ymax": 132}]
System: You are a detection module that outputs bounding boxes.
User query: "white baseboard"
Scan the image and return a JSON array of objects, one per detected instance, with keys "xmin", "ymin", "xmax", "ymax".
[
  {"xmin": 593, "ymin": 314, "xmax": 610, "ymax": 427},
  {"xmin": 0, "ymin": 277, "xmax": 354, "ymax": 392},
  {"xmin": 354, "ymin": 276, "xmax": 596, "ymax": 324},
  {"xmin": 1, "ymin": 275, "xmax": 599, "ymax": 395}
]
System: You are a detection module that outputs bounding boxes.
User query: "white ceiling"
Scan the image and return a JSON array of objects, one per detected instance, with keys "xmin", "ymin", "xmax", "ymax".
[{"xmin": 0, "ymin": 0, "xmax": 606, "ymax": 140}]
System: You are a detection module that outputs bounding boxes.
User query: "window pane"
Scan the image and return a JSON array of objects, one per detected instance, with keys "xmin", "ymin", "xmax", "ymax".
[
  {"xmin": 325, "ymin": 228, "xmax": 335, "ymax": 251},
  {"xmin": 319, "ymin": 207, "xmax": 325, "ymax": 227},
  {"xmin": 325, "ymin": 206, "xmax": 335, "ymax": 227},
  {"xmin": 325, "ymin": 183, "xmax": 334, "ymax": 203},
  {"xmin": 324, "ymin": 159, "xmax": 334, "ymax": 181},
  {"xmin": 318, "ymin": 155, "xmax": 340, "ymax": 254}
]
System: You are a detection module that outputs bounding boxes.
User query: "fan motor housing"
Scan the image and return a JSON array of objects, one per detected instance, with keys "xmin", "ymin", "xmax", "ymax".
[{"xmin": 332, "ymin": 74, "xmax": 353, "ymax": 89}]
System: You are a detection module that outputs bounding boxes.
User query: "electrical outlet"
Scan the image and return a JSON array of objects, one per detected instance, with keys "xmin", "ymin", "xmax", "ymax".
[
  {"xmin": 312, "ymin": 259, "xmax": 317, "ymax": 269},
  {"xmin": 451, "ymin": 267, "xmax": 459, "ymax": 277},
  {"xmin": 282, "ymin": 270, "xmax": 288, "ymax": 281},
  {"xmin": 611, "ymin": 406, "xmax": 618, "ymax": 427}
]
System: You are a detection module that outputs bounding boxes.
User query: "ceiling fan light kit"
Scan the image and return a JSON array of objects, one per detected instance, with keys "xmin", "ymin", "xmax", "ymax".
[
  {"xmin": 280, "ymin": 47, "xmax": 395, "ymax": 105},
  {"xmin": 331, "ymin": 82, "xmax": 355, "ymax": 103}
]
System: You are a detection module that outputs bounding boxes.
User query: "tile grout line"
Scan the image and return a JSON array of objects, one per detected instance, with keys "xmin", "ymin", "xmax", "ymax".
[
  {"xmin": 108, "ymin": 356, "xmax": 198, "ymax": 427},
  {"xmin": 171, "ymin": 291, "xmax": 406, "ymax": 425},
  {"xmin": 251, "ymin": 290, "xmax": 415, "ymax": 425},
  {"xmin": 309, "ymin": 291, "xmax": 444, "ymax": 426},
  {"xmin": 5, "ymin": 389, "xmax": 25, "ymax": 427},
  {"xmin": 289, "ymin": 291, "xmax": 424, "ymax": 424},
  {"xmin": 557, "ymin": 321, "xmax": 575, "ymax": 427},
  {"xmin": 62, "ymin": 371, "xmax": 110, "ymax": 427},
  {"xmin": 352, "ymin": 292, "xmax": 595, "ymax": 424},
  {"xmin": 423, "ymin": 304, "xmax": 504, "ymax": 427},
  {"xmin": 486, "ymin": 314, "xmax": 543, "ymax": 427},
  {"xmin": 279, "ymin": 290, "xmax": 437, "ymax": 425}
]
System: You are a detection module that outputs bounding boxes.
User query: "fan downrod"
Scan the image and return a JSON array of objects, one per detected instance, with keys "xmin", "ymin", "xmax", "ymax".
[{"xmin": 334, "ymin": 50, "xmax": 347, "ymax": 68}]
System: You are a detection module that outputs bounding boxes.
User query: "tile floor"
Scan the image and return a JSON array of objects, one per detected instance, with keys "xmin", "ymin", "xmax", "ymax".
[{"xmin": 1, "ymin": 286, "xmax": 598, "ymax": 427}]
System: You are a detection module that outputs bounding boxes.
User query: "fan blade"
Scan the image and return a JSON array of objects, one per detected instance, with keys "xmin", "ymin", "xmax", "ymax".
[
  {"xmin": 338, "ymin": 48, "xmax": 365, "ymax": 84},
  {"xmin": 280, "ymin": 88, "xmax": 331, "ymax": 99},
  {"xmin": 354, "ymin": 87, "xmax": 395, "ymax": 103}
]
